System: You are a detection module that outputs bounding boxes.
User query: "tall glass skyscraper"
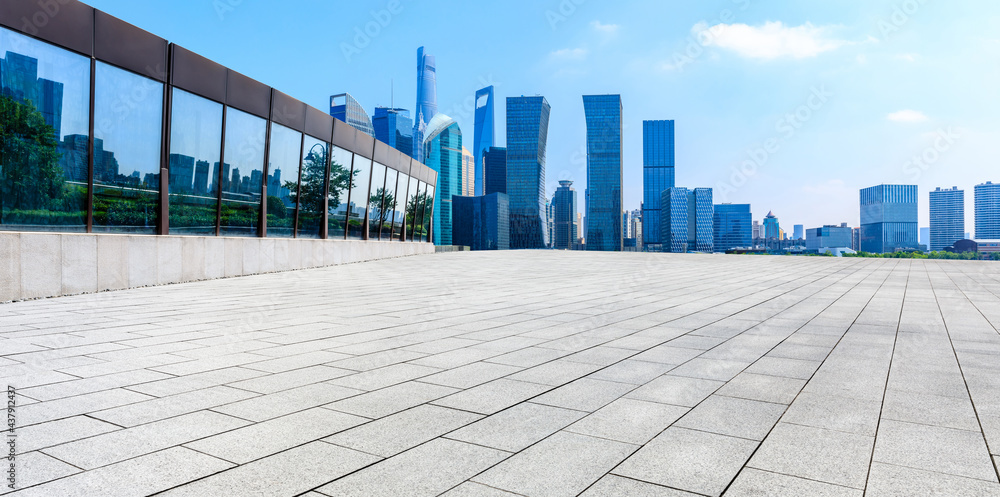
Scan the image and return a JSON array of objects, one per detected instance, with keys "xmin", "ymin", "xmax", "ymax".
[
  {"xmin": 423, "ymin": 114, "xmax": 462, "ymax": 246},
  {"xmin": 413, "ymin": 47, "xmax": 437, "ymax": 162},
  {"xmin": 583, "ymin": 95, "xmax": 623, "ymax": 252},
  {"xmin": 372, "ymin": 107, "xmax": 413, "ymax": 158},
  {"xmin": 642, "ymin": 120, "xmax": 676, "ymax": 252},
  {"xmin": 553, "ymin": 180, "xmax": 578, "ymax": 250},
  {"xmin": 473, "ymin": 86, "xmax": 495, "ymax": 196},
  {"xmin": 506, "ymin": 96, "xmax": 550, "ymax": 249},
  {"xmin": 329, "ymin": 93, "xmax": 373, "ymax": 136},
  {"xmin": 661, "ymin": 187, "xmax": 713, "ymax": 253},
  {"xmin": 860, "ymin": 184, "xmax": 919, "ymax": 253},
  {"xmin": 714, "ymin": 204, "xmax": 752, "ymax": 252},
  {"xmin": 483, "ymin": 146, "xmax": 507, "ymax": 196},
  {"xmin": 976, "ymin": 181, "xmax": 1000, "ymax": 240},
  {"xmin": 461, "ymin": 146, "xmax": 475, "ymax": 196},
  {"xmin": 929, "ymin": 186, "xmax": 964, "ymax": 250}
]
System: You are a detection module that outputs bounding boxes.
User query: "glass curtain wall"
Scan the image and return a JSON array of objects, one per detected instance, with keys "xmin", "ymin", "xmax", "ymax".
[
  {"xmin": 92, "ymin": 62, "xmax": 162, "ymax": 233},
  {"xmin": 220, "ymin": 107, "xmax": 266, "ymax": 236},
  {"xmin": 346, "ymin": 155, "xmax": 371, "ymax": 239},
  {"xmin": 367, "ymin": 161, "xmax": 387, "ymax": 240},
  {"xmin": 168, "ymin": 88, "xmax": 223, "ymax": 235},
  {"xmin": 327, "ymin": 145, "xmax": 353, "ymax": 238},
  {"xmin": 296, "ymin": 136, "xmax": 327, "ymax": 238},
  {"xmin": 0, "ymin": 28, "xmax": 91, "ymax": 231},
  {"xmin": 424, "ymin": 185, "xmax": 436, "ymax": 243},
  {"xmin": 392, "ymin": 172, "xmax": 409, "ymax": 240},
  {"xmin": 378, "ymin": 168, "xmax": 398, "ymax": 239},
  {"xmin": 413, "ymin": 182, "xmax": 427, "ymax": 242},
  {"xmin": 265, "ymin": 123, "xmax": 301, "ymax": 237}
]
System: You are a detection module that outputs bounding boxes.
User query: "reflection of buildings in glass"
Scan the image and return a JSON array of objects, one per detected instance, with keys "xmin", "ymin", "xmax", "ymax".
[
  {"xmin": 265, "ymin": 167, "xmax": 291, "ymax": 207},
  {"xmin": 168, "ymin": 154, "xmax": 195, "ymax": 193},
  {"xmin": 194, "ymin": 160, "xmax": 210, "ymax": 195},
  {"xmin": 57, "ymin": 135, "xmax": 125, "ymax": 185},
  {"xmin": 336, "ymin": 201, "xmax": 365, "ymax": 219},
  {"xmin": 1, "ymin": 51, "xmax": 64, "ymax": 138},
  {"xmin": 211, "ymin": 162, "xmax": 230, "ymax": 193}
]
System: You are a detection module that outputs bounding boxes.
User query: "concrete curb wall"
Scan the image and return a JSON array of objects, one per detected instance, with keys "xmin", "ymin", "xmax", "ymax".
[{"xmin": 0, "ymin": 232, "xmax": 434, "ymax": 303}]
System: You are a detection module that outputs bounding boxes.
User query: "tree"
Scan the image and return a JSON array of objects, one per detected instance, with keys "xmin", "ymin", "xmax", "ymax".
[
  {"xmin": 284, "ymin": 146, "xmax": 357, "ymax": 217},
  {"xmin": 406, "ymin": 191, "xmax": 432, "ymax": 233},
  {"xmin": 369, "ymin": 188, "xmax": 395, "ymax": 231},
  {"xmin": 0, "ymin": 95, "xmax": 64, "ymax": 223}
]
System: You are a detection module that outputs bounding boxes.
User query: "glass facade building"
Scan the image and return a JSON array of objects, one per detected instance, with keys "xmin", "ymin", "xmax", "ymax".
[
  {"xmin": 553, "ymin": 180, "xmax": 578, "ymax": 250},
  {"xmin": 329, "ymin": 93, "xmax": 374, "ymax": 136},
  {"xmin": 473, "ymin": 85, "xmax": 495, "ymax": 197},
  {"xmin": 413, "ymin": 46, "xmax": 437, "ymax": 163},
  {"xmin": 661, "ymin": 187, "xmax": 713, "ymax": 253},
  {"xmin": 461, "ymin": 146, "xmax": 474, "ymax": 196},
  {"xmin": 583, "ymin": 95, "xmax": 623, "ymax": 252},
  {"xmin": 860, "ymin": 184, "xmax": 919, "ymax": 253},
  {"xmin": 506, "ymin": 96, "xmax": 550, "ymax": 249},
  {"xmin": 975, "ymin": 181, "xmax": 1000, "ymax": 240},
  {"xmin": 713, "ymin": 204, "xmax": 751, "ymax": 252},
  {"xmin": 929, "ymin": 187, "xmax": 964, "ymax": 250},
  {"xmin": 806, "ymin": 225, "xmax": 854, "ymax": 252},
  {"xmin": 423, "ymin": 113, "xmax": 462, "ymax": 246},
  {"xmin": 483, "ymin": 146, "xmax": 507, "ymax": 196},
  {"xmin": 0, "ymin": 4, "xmax": 436, "ymax": 244},
  {"xmin": 452, "ymin": 193, "xmax": 509, "ymax": 250},
  {"xmin": 372, "ymin": 107, "xmax": 413, "ymax": 158},
  {"xmin": 642, "ymin": 120, "xmax": 676, "ymax": 251}
]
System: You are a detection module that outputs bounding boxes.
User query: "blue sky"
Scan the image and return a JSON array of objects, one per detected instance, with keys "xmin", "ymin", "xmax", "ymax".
[{"xmin": 87, "ymin": 0, "xmax": 1000, "ymax": 231}]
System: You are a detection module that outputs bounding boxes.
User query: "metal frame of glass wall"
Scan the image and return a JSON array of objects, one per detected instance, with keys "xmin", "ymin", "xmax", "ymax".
[{"xmin": 0, "ymin": 1, "xmax": 436, "ymax": 242}]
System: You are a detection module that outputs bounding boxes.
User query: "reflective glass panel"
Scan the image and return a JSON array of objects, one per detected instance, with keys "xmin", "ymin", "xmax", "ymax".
[
  {"xmin": 414, "ymin": 181, "xmax": 427, "ymax": 242},
  {"xmin": 220, "ymin": 107, "xmax": 266, "ymax": 237},
  {"xmin": 93, "ymin": 62, "xmax": 162, "ymax": 233},
  {"xmin": 265, "ymin": 123, "xmax": 301, "ymax": 238},
  {"xmin": 327, "ymin": 146, "xmax": 353, "ymax": 239},
  {"xmin": 168, "ymin": 89, "xmax": 222, "ymax": 235},
  {"xmin": 367, "ymin": 161, "xmax": 387, "ymax": 240},
  {"xmin": 0, "ymin": 28, "xmax": 90, "ymax": 231},
  {"xmin": 392, "ymin": 173, "xmax": 410, "ymax": 240},
  {"xmin": 296, "ymin": 136, "xmax": 326, "ymax": 239},
  {"xmin": 424, "ymin": 185, "xmax": 436, "ymax": 243},
  {"xmin": 346, "ymin": 155, "xmax": 370, "ymax": 240},
  {"xmin": 402, "ymin": 177, "xmax": 419, "ymax": 241},
  {"xmin": 378, "ymin": 168, "xmax": 398, "ymax": 240}
]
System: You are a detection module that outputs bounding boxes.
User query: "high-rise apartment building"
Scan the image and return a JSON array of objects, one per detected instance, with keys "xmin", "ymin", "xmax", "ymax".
[
  {"xmin": 929, "ymin": 187, "xmax": 964, "ymax": 251},
  {"xmin": 413, "ymin": 47, "xmax": 438, "ymax": 162},
  {"xmin": 661, "ymin": 187, "xmax": 713, "ymax": 253},
  {"xmin": 506, "ymin": 96, "xmax": 550, "ymax": 249},
  {"xmin": 860, "ymin": 184, "xmax": 919, "ymax": 253},
  {"xmin": 553, "ymin": 180, "xmax": 578, "ymax": 250},
  {"xmin": 423, "ymin": 114, "xmax": 462, "ymax": 246},
  {"xmin": 461, "ymin": 146, "xmax": 475, "ymax": 196},
  {"xmin": 330, "ymin": 93, "xmax": 374, "ymax": 136},
  {"xmin": 483, "ymin": 147, "xmax": 507, "ymax": 196},
  {"xmin": 473, "ymin": 86, "xmax": 495, "ymax": 196},
  {"xmin": 975, "ymin": 181, "xmax": 1000, "ymax": 240},
  {"xmin": 583, "ymin": 94, "xmax": 623, "ymax": 252},
  {"xmin": 714, "ymin": 204, "xmax": 752, "ymax": 252},
  {"xmin": 372, "ymin": 107, "xmax": 413, "ymax": 157},
  {"xmin": 642, "ymin": 120, "xmax": 675, "ymax": 252}
]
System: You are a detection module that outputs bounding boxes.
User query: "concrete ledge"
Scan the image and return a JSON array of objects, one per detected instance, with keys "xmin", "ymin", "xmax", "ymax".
[{"xmin": 0, "ymin": 232, "xmax": 435, "ymax": 303}]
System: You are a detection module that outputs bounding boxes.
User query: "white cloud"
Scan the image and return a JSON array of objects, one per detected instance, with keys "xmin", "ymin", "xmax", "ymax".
[
  {"xmin": 887, "ymin": 110, "xmax": 930, "ymax": 123},
  {"xmin": 550, "ymin": 48, "xmax": 588, "ymax": 61},
  {"xmin": 896, "ymin": 53, "xmax": 917, "ymax": 62},
  {"xmin": 693, "ymin": 21, "xmax": 849, "ymax": 60},
  {"xmin": 591, "ymin": 21, "xmax": 620, "ymax": 36}
]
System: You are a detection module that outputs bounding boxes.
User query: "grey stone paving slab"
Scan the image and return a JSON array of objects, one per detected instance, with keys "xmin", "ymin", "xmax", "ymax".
[
  {"xmin": 780, "ymin": 391, "xmax": 882, "ymax": 436},
  {"xmin": 210, "ymin": 383, "xmax": 362, "ymax": 422},
  {"xmin": 432, "ymin": 378, "xmax": 552, "ymax": 415},
  {"xmin": 881, "ymin": 388, "xmax": 983, "ymax": 432},
  {"xmin": 0, "ymin": 451, "xmax": 79, "ymax": 493},
  {"xmin": 325, "ymin": 404, "xmax": 481, "ymax": 457},
  {"xmin": 566, "ymin": 397, "xmax": 689, "ymax": 445},
  {"xmin": 507, "ymin": 359, "xmax": 604, "ymax": 386},
  {"xmin": 715, "ymin": 372, "xmax": 807, "ymax": 405},
  {"xmin": 725, "ymin": 468, "xmax": 863, "ymax": 497},
  {"xmin": 745, "ymin": 355, "xmax": 822, "ymax": 380},
  {"xmin": 872, "ymin": 419, "xmax": 999, "ymax": 482},
  {"xmin": 578, "ymin": 475, "xmax": 701, "ymax": 496},
  {"xmin": 316, "ymin": 438, "xmax": 508, "ymax": 497},
  {"xmin": 532, "ymin": 378, "xmax": 636, "ymax": 412},
  {"xmin": 626, "ymin": 374, "xmax": 724, "ymax": 407},
  {"xmin": 473, "ymin": 431, "xmax": 636, "ymax": 497},
  {"xmin": 675, "ymin": 395, "xmax": 786, "ymax": 441},
  {"xmin": 670, "ymin": 357, "xmax": 750, "ymax": 382},
  {"xmin": 587, "ymin": 359, "xmax": 676, "ymax": 385},
  {"xmin": 12, "ymin": 415, "xmax": 121, "ymax": 454},
  {"xmin": 327, "ymin": 363, "xmax": 442, "ymax": 391},
  {"xmin": 447, "ymin": 402, "xmax": 586, "ymax": 452},
  {"xmin": 324, "ymin": 380, "xmax": 457, "ymax": 418},
  {"xmin": 439, "ymin": 482, "xmax": 522, "ymax": 496},
  {"xmin": 748, "ymin": 422, "xmax": 875, "ymax": 489},
  {"xmin": 224, "ymin": 364, "xmax": 355, "ymax": 394},
  {"xmin": 417, "ymin": 361, "xmax": 522, "ymax": 389},
  {"xmin": 17, "ymin": 388, "xmax": 156, "ymax": 427},
  {"xmin": 159, "ymin": 442, "xmax": 380, "ymax": 497},
  {"xmin": 123, "ymin": 366, "xmax": 267, "ymax": 397},
  {"xmin": 612, "ymin": 427, "xmax": 758, "ymax": 497},
  {"xmin": 866, "ymin": 462, "xmax": 1000, "ymax": 497}
]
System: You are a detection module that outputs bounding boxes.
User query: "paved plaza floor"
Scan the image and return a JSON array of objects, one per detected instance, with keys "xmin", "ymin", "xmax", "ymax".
[{"xmin": 3, "ymin": 251, "xmax": 1000, "ymax": 496}]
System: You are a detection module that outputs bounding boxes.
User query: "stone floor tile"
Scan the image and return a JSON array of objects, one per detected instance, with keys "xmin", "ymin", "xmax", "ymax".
[
  {"xmin": 587, "ymin": 359, "xmax": 675, "ymax": 385},
  {"xmin": 13, "ymin": 415, "xmax": 120, "ymax": 454},
  {"xmin": 325, "ymin": 404, "xmax": 481, "ymax": 457},
  {"xmin": 432, "ymin": 378, "xmax": 552, "ymax": 415},
  {"xmin": 325, "ymin": 381, "xmax": 457, "ymax": 418},
  {"xmin": 881, "ymin": 388, "xmax": 983, "ymax": 432},
  {"xmin": 872, "ymin": 419, "xmax": 998, "ymax": 482},
  {"xmin": 224, "ymin": 365, "xmax": 354, "ymax": 394},
  {"xmin": 745, "ymin": 356, "xmax": 822, "ymax": 380},
  {"xmin": 725, "ymin": 468, "xmax": 863, "ymax": 497},
  {"xmin": 675, "ymin": 395, "xmax": 786, "ymax": 441},
  {"xmin": 715, "ymin": 372, "xmax": 807, "ymax": 405},
  {"xmin": 532, "ymin": 378, "xmax": 636, "ymax": 412},
  {"xmin": 327, "ymin": 363, "xmax": 441, "ymax": 391},
  {"xmin": 1, "ymin": 451, "xmax": 79, "ymax": 492},
  {"xmin": 417, "ymin": 361, "xmax": 522, "ymax": 389},
  {"xmin": 748, "ymin": 422, "xmax": 874, "ymax": 489},
  {"xmin": 447, "ymin": 402, "xmax": 586, "ymax": 452},
  {"xmin": 578, "ymin": 475, "xmax": 701, "ymax": 496},
  {"xmin": 866, "ymin": 462, "xmax": 1000, "ymax": 497},
  {"xmin": 566, "ymin": 398, "xmax": 688, "ymax": 445},
  {"xmin": 780, "ymin": 391, "xmax": 882, "ymax": 436},
  {"xmin": 626, "ymin": 375, "xmax": 724, "ymax": 407},
  {"xmin": 209, "ymin": 383, "xmax": 362, "ymax": 422},
  {"xmin": 669, "ymin": 358, "xmax": 750, "ymax": 382},
  {"xmin": 507, "ymin": 359, "xmax": 604, "ymax": 386},
  {"xmin": 439, "ymin": 482, "xmax": 522, "ymax": 496}
]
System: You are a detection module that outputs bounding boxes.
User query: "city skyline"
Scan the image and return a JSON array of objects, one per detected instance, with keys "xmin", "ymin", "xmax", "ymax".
[{"xmin": 81, "ymin": 0, "xmax": 999, "ymax": 232}]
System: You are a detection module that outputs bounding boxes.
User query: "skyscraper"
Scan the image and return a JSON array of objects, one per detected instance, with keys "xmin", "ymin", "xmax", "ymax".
[
  {"xmin": 661, "ymin": 187, "xmax": 713, "ymax": 253},
  {"xmin": 372, "ymin": 107, "xmax": 414, "ymax": 157},
  {"xmin": 329, "ymin": 93, "xmax": 374, "ymax": 136},
  {"xmin": 473, "ymin": 86, "xmax": 495, "ymax": 196},
  {"xmin": 793, "ymin": 225, "xmax": 804, "ymax": 241},
  {"xmin": 452, "ymin": 193, "xmax": 509, "ymax": 250},
  {"xmin": 642, "ymin": 120, "xmax": 675, "ymax": 252},
  {"xmin": 929, "ymin": 186, "xmax": 964, "ymax": 250},
  {"xmin": 860, "ymin": 184, "xmax": 919, "ymax": 253},
  {"xmin": 583, "ymin": 94, "xmax": 623, "ymax": 252},
  {"xmin": 506, "ymin": 96, "xmax": 550, "ymax": 249},
  {"xmin": 483, "ymin": 146, "xmax": 507, "ymax": 196},
  {"xmin": 714, "ymin": 204, "xmax": 752, "ymax": 252},
  {"xmin": 553, "ymin": 180, "xmax": 578, "ymax": 250},
  {"xmin": 461, "ymin": 147, "xmax": 475, "ymax": 196},
  {"xmin": 975, "ymin": 181, "xmax": 1000, "ymax": 240},
  {"xmin": 413, "ymin": 47, "xmax": 438, "ymax": 162},
  {"xmin": 423, "ymin": 114, "xmax": 462, "ymax": 246}
]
